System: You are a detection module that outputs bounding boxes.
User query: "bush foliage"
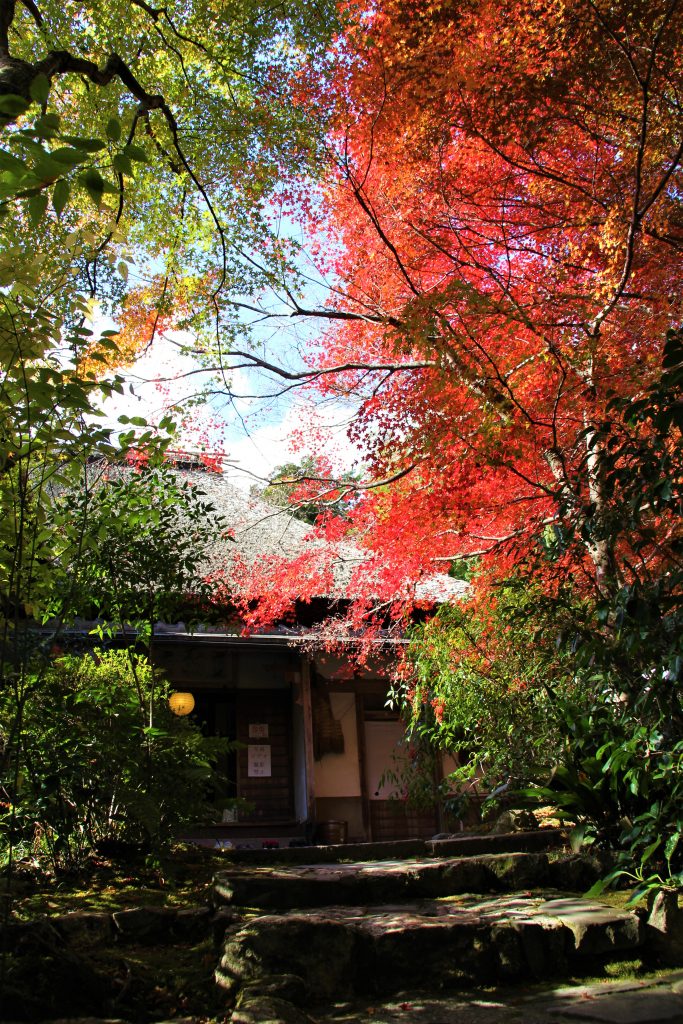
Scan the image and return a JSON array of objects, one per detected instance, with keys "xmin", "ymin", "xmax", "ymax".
[
  {"xmin": 397, "ymin": 330, "xmax": 683, "ymax": 894},
  {"xmin": 1, "ymin": 651, "xmax": 233, "ymax": 870}
]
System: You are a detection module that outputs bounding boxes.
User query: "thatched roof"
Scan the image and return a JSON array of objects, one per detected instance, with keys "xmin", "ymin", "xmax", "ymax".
[{"xmin": 180, "ymin": 467, "xmax": 469, "ymax": 605}]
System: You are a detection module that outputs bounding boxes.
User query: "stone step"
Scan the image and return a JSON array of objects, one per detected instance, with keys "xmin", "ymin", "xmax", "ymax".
[
  {"xmin": 216, "ymin": 894, "xmax": 643, "ymax": 1002},
  {"xmin": 179, "ymin": 820, "xmax": 308, "ymax": 850},
  {"xmin": 214, "ymin": 851, "xmax": 606, "ymax": 909},
  {"xmin": 213, "ymin": 827, "xmax": 566, "ymax": 866}
]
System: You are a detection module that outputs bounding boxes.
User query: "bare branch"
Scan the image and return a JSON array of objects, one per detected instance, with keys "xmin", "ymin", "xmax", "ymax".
[
  {"xmin": 224, "ymin": 347, "xmax": 433, "ymax": 382},
  {"xmin": 129, "ymin": 0, "xmax": 216, "ymax": 61},
  {"xmin": 431, "ymin": 516, "xmax": 560, "ymax": 560}
]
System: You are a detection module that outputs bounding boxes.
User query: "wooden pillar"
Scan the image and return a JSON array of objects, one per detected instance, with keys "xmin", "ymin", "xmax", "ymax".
[
  {"xmin": 356, "ymin": 692, "xmax": 371, "ymax": 841},
  {"xmin": 300, "ymin": 655, "xmax": 316, "ymax": 823}
]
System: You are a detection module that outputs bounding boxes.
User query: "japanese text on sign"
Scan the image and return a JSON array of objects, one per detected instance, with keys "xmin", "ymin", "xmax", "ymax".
[
  {"xmin": 249, "ymin": 723, "xmax": 269, "ymax": 739},
  {"xmin": 247, "ymin": 744, "xmax": 271, "ymax": 777}
]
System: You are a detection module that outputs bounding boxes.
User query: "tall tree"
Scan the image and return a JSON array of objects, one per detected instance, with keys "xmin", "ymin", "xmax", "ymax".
[
  {"xmin": 0, "ymin": 0, "xmax": 341, "ymax": 359},
  {"xmin": 237, "ymin": 0, "xmax": 682, "ymax": 625},
  {"xmin": 0, "ymin": 2, "xmax": 341, "ymax": 974},
  {"xmin": 0, "ymin": 0, "xmax": 345, "ymax": 691}
]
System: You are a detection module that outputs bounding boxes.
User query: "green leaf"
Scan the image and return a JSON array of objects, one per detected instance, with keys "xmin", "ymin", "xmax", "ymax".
[
  {"xmin": 0, "ymin": 94, "xmax": 30, "ymax": 118},
  {"xmin": 584, "ymin": 877, "xmax": 610, "ymax": 898},
  {"xmin": 26, "ymin": 191, "xmax": 48, "ymax": 227},
  {"xmin": 33, "ymin": 156, "xmax": 66, "ymax": 184},
  {"xmin": 29, "ymin": 74, "xmax": 51, "ymax": 105},
  {"xmin": 117, "ymin": 260, "xmax": 129, "ymax": 282},
  {"xmin": 113, "ymin": 153, "xmax": 133, "ymax": 177},
  {"xmin": 625, "ymin": 887, "xmax": 654, "ymax": 907},
  {"xmin": 0, "ymin": 149, "xmax": 28, "ymax": 173},
  {"xmin": 106, "ymin": 117, "xmax": 122, "ymax": 142},
  {"xmin": 64, "ymin": 136, "xmax": 107, "ymax": 153},
  {"xmin": 123, "ymin": 143, "xmax": 149, "ymax": 163},
  {"xmin": 569, "ymin": 822, "xmax": 587, "ymax": 853},
  {"xmin": 50, "ymin": 147, "xmax": 89, "ymax": 167},
  {"xmin": 665, "ymin": 832, "xmax": 680, "ymax": 865},
  {"xmin": 52, "ymin": 178, "xmax": 69, "ymax": 218},
  {"xmin": 79, "ymin": 168, "xmax": 105, "ymax": 207},
  {"xmin": 94, "ymin": 176, "xmax": 119, "ymax": 196},
  {"xmin": 34, "ymin": 113, "xmax": 61, "ymax": 137},
  {"xmin": 641, "ymin": 837, "xmax": 662, "ymax": 865},
  {"xmin": 586, "ymin": 867, "xmax": 633, "ymax": 899}
]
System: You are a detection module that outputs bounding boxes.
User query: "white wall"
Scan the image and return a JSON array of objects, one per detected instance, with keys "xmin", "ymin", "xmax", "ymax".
[{"xmin": 364, "ymin": 719, "xmax": 408, "ymax": 799}]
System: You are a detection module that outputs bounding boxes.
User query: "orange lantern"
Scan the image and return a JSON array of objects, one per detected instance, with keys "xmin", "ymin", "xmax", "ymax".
[{"xmin": 169, "ymin": 691, "xmax": 195, "ymax": 716}]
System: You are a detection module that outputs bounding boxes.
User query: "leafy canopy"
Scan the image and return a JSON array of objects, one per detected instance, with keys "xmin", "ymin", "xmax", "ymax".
[
  {"xmin": 235, "ymin": 0, "xmax": 683, "ymax": 633},
  {"xmin": 0, "ymin": 0, "xmax": 342, "ymax": 361}
]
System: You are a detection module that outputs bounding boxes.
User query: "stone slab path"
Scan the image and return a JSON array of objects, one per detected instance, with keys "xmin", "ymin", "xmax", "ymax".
[
  {"xmin": 311, "ymin": 972, "xmax": 683, "ymax": 1024},
  {"xmin": 214, "ymin": 851, "xmax": 604, "ymax": 909},
  {"xmin": 217, "ymin": 893, "xmax": 643, "ymax": 999},
  {"xmin": 212, "ymin": 847, "xmax": 683, "ymax": 1024},
  {"xmin": 218, "ymin": 829, "xmax": 566, "ymax": 866},
  {"xmin": 25, "ymin": 976, "xmax": 683, "ymax": 1024}
]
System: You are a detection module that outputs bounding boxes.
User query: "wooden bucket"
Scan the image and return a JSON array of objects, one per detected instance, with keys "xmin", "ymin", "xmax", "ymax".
[{"xmin": 317, "ymin": 820, "xmax": 348, "ymax": 845}]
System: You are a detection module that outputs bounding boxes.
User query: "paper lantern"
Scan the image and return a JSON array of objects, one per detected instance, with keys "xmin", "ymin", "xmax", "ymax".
[{"xmin": 169, "ymin": 691, "xmax": 195, "ymax": 716}]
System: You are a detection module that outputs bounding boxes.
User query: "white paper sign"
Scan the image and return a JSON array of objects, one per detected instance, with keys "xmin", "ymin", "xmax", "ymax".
[
  {"xmin": 249, "ymin": 722, "xmax": 269, "ymax": 739},
  {"xmin": 248, "ymin": 744, "xmax": 271, "ymax": 777}
]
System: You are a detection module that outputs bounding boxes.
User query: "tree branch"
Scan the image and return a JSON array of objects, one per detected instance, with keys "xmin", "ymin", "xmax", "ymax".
[
  {"xmin": 0, "ymin": 0, "xmax": 15, "ymax": 56},
  {"xmin": 18, "ymin": 0, "xmax": 42, "ymax": 29},
  {"xmin": 0, "ymin": 3, "xmax": 230, "ymax": 297}
]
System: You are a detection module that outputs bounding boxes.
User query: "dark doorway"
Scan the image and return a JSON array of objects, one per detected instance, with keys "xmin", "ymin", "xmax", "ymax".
[{"xmin": 192, "ymin": 690, "xmax": 238, "ymax": 802}]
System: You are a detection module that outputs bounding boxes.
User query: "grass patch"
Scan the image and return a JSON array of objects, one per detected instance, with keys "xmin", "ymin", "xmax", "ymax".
[
  {"xmin": 85, "ymin": 936, "xmax": 227, "ymax": 1021},
  {"xmin": 3, "ymin": 848, "xmax": 234, "ymax": 1022},
  {"xmin": 5, "ymin": 845, "xmax": 223, "ymax": 920}
]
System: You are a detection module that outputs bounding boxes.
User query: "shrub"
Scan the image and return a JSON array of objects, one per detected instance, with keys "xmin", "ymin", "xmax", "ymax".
[{"xmin": 1, "ymin": 650, "xmax": 232, "ymax": 870}]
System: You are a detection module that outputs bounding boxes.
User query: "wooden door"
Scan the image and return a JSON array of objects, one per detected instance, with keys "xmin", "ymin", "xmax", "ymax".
[
  {"xmin": 363, "ymin": 716, "xmax": 438, "ymax": 841},
  {"xmin": 236, "ymin": 689, "xmax": 294, "ymax": 822}
]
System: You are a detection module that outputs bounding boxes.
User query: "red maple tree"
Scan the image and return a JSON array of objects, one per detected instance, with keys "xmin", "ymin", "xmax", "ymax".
[{"xmin": 237, "ymin": 0, "xmax": 681, "ymax": 632}]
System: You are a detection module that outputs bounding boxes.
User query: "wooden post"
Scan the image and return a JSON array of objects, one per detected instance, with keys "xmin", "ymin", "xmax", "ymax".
[
  {"xmin": 300, "ymin": 655, "xmax": 316, "ymax": 824},
  {"xmin": 356, "ymin": 692, "xmax": 371, "ymax": 841}
]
